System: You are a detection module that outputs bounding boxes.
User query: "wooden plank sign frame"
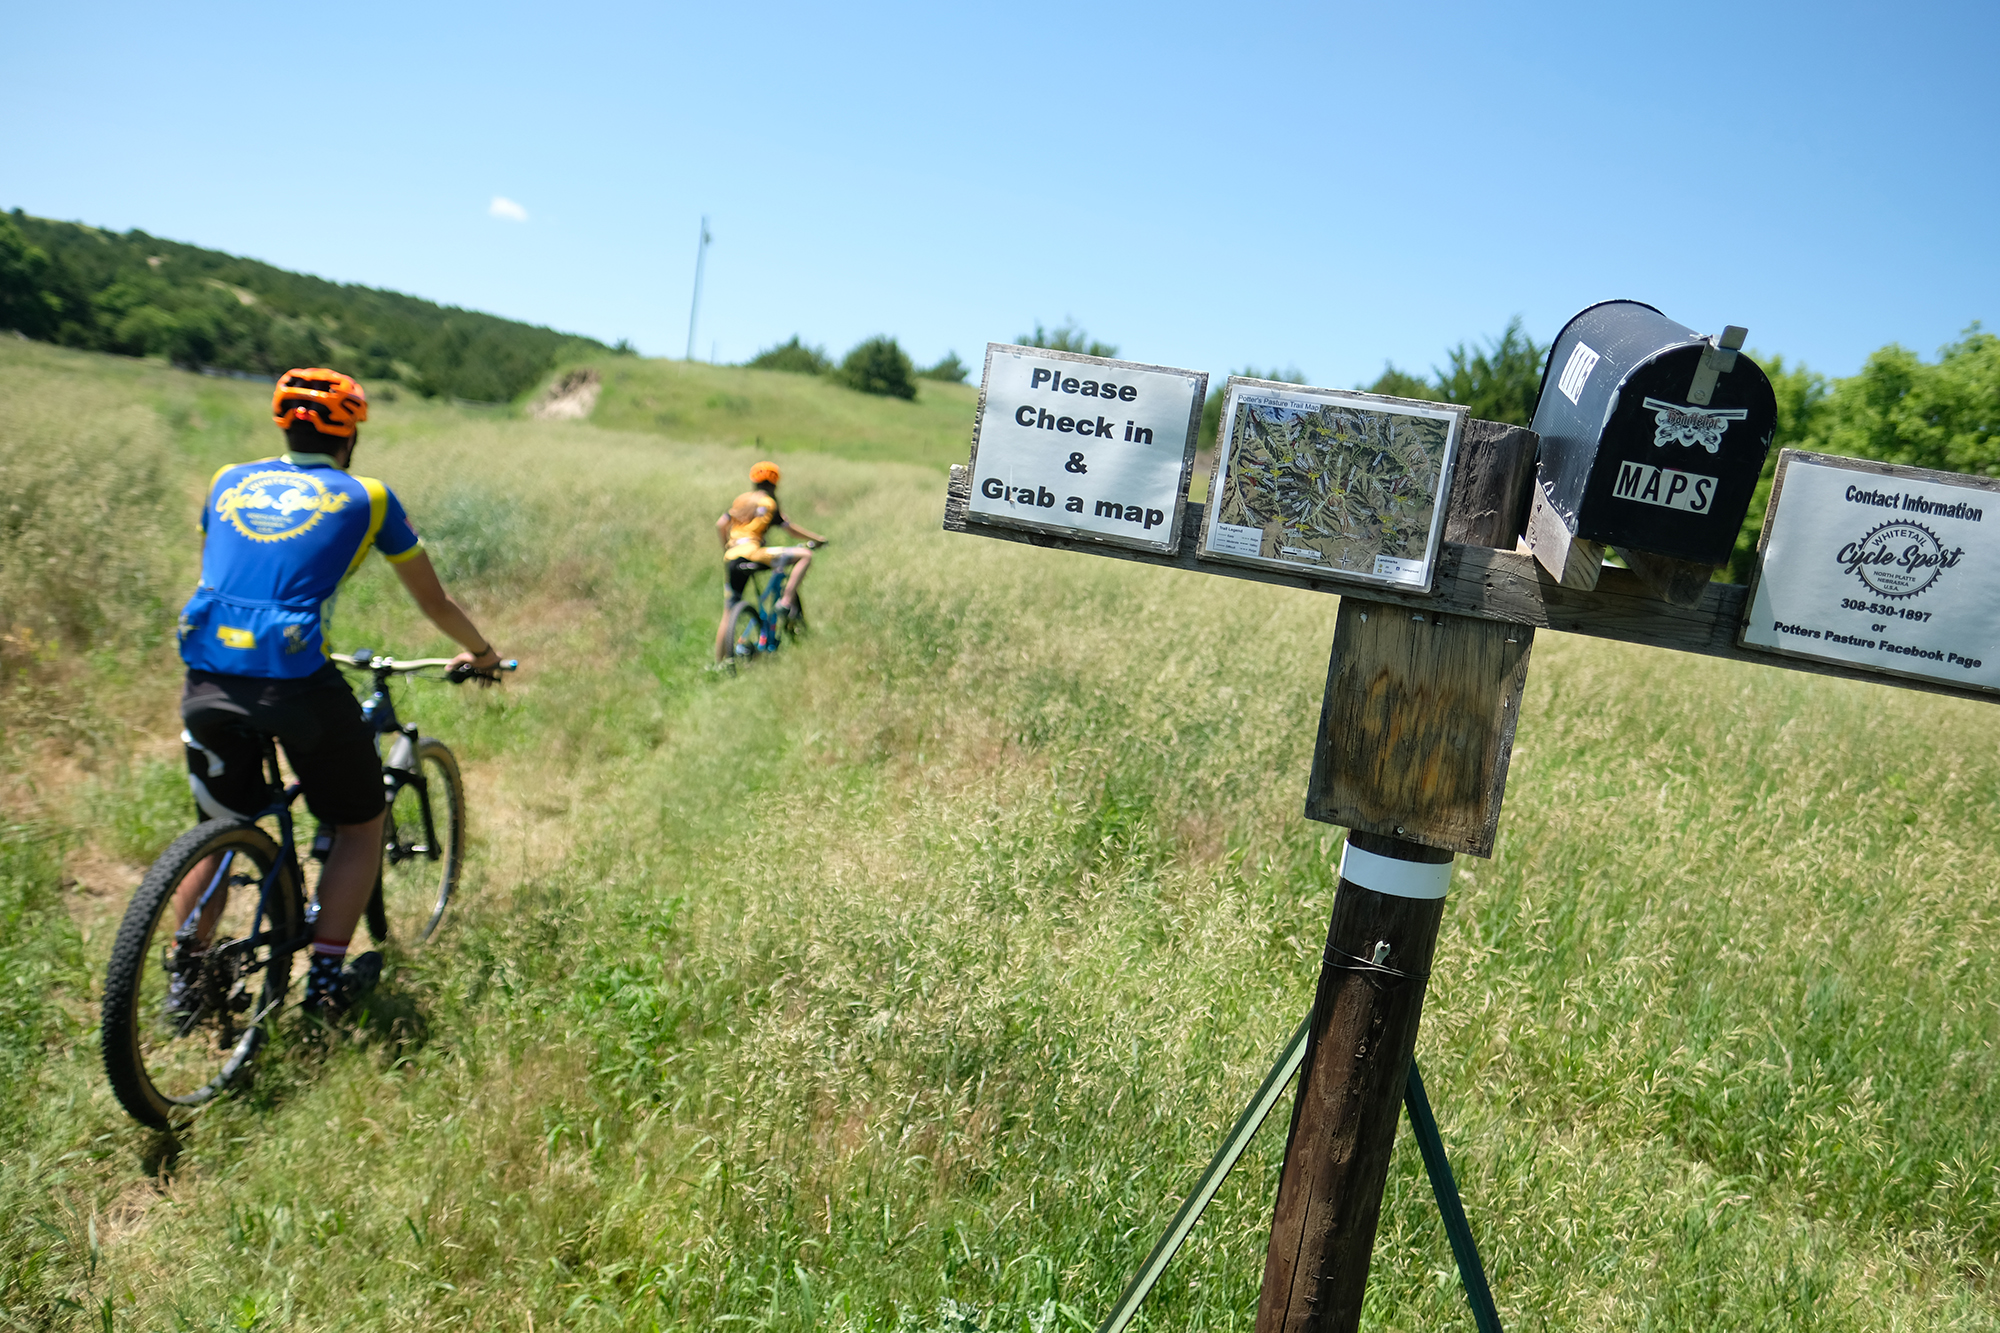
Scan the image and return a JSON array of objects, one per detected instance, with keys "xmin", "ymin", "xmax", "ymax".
[{"xmin": 964, "ymin": 343, "xmax": 1207, "ymax": 555}]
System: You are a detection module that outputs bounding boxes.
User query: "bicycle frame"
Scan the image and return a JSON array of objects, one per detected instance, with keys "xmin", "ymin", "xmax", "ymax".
[
  {"xmin": 172, "ymin": 737, "xmax": 312, "ymax": 1030},
  {"xmin": 735, "ymin": 552, "xmax": 801, "ymax": 653},
  {"xmin": 174, "ymin": 661, "xmax": 448, "ymax": 1020},
  {"xmin": 357, "ymin": 666, "xmax": 442, "ymax": 867}
]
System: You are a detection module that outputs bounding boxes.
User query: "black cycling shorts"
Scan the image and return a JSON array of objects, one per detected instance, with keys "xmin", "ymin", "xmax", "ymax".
[
  {"xmin": 725, "ymin": 557, "xmax": 769, "ymax": 605},
  {"xmin": 181, "ymin": 664, "xmax": 385, "ymax": 827}
]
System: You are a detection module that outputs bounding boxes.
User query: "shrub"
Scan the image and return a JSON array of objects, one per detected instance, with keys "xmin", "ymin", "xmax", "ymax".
[
  {"xmin": 917, "ymin": 350, "xmax": 969, "ymax": 383},
  {"xmin": 1017, "ymin": 319, "xmax": 1116, "ymax": 358},
  {"xmin": 1363, "ymin": 365, "xmax": 1435, "ymax": 400},
  {"xmin": 837, "ymin": 335, "xmax": 917, "ymax": 400},
  {"xmin": 1430, "ymin": 318, "xmax": 1546, "ymax": 426},
  {"xmin": 1352, "ymin": 319, "xmax": 1546, "ymax": 426},
  {"xmin": 0, "ymin": 215, "xmax": 61, "ymax": 340},
  {"xmin": 1810, "ymin": 324, "xmax": 1999, "ymax": 476},
  {"xmin": 746, "ymin": 335, "xmax": 831, "ymax": 376}
]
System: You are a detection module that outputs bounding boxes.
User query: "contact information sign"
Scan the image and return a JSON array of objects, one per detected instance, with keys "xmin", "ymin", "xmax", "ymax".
[
  {"xmin": 965, "ymin": 344, "xmax": 1205, "ymax": 554},
  {"xmin": 1740, "ymin": 450, "xmax": 2000, "ymax": 693}
]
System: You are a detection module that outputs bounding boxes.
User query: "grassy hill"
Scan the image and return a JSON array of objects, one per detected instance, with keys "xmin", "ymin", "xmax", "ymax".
[
  {"xmin": 2, "ymin": 211, "xmax": 611, "ymax": 401},
  {"xmin": 572, "ymin": 353, "xmax": 979, "ymax": 469},
  {"xmin": 3, "ymin": 339, "xmax": 1998, "ymax": 1330}
]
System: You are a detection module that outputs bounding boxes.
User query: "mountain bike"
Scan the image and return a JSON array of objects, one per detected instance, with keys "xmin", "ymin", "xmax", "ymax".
[
  {"xmin": 722, "ymin": 545, "xmax": 818, "ymax": 666},
  {"xmin": 100, "ymin": 651, "xmax": 515, "ymax": 1129}
]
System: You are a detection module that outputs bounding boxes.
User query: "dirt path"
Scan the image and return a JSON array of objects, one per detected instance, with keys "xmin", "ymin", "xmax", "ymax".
[{"xmin": 527, "ymin": 368, "xmax": 601, "ymax": 420}]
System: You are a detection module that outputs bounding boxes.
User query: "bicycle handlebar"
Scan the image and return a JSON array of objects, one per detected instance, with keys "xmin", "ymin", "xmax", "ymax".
[
  {"xmin": 337, "ymin": 650, "xmax": 519, "ymax": 683},
  {"xmin": 447, "ymin": 660, "xmax": 519, "ymax": 684}
]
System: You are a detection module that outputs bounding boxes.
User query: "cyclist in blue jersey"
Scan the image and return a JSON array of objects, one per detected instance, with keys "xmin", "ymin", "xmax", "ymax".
[{"xmin": 173, "ymin": 368, "xmax": 504, "ymax": 1016}]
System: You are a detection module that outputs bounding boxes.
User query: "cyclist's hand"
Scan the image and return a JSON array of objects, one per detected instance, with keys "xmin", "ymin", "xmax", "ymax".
[{"xmin": 447, "ymin": 646, "xmax": 506, "ymax": 681}]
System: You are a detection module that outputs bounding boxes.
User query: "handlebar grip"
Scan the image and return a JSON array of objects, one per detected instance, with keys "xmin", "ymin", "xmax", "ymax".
[{"xmin": 447, "ymin": 659, "xmax": 518, "ymax": 684}]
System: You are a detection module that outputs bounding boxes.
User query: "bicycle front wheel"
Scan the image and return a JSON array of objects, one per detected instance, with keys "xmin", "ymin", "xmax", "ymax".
[
  {"xmin": 102, "ymin": 820, "xmax": 302, "ymax": 1128},
  {"xmin": 377, "ymin": 737, "xmax": 465, "ymax": 945}
]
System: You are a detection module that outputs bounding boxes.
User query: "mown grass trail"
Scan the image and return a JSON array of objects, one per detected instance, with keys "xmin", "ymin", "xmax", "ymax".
[{"xmin": 2, "ymin": 340, "xmax": 1997, "ymax": 1330}]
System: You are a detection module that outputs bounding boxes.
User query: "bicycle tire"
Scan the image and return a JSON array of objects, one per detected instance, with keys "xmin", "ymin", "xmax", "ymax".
[
  {"xmin": 378, "ymin": 737, "xmax": 465, "ymax": 944},
  {"xmin": 726, "ymin": 600, "xmax": 767, "ymax": 663},
  {"xmin": 102, "ymin": 819, "xmax": 302, "ymax": 1128}
]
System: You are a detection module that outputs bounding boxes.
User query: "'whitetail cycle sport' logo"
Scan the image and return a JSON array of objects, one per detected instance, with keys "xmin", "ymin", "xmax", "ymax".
[
  {"xmin": 1640, "ymin": 398, "xmax": 1749, "ymax": 454},
  {"xmin": 1837, "ymin": 519, "xmax": 1963, "ymax": 598},
  {"xmin": 215, "ymin": 469, "xmax": 353, "ymax": 542}
]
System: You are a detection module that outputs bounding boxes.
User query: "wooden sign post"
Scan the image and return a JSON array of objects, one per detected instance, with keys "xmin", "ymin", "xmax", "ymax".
[
  {"xmin": 1257, "ymin": 423, "xmax": 1536, "ymax": 1330},
  {"xmin": 946, "ymin": 338, "xmax": 2000, "ymax": 1329}
]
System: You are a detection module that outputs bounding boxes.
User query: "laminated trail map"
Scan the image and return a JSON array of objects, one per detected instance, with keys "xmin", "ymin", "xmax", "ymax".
[{"xmin": 1199, "ymin": 380, "xmax": 1464, "ymax": 592}]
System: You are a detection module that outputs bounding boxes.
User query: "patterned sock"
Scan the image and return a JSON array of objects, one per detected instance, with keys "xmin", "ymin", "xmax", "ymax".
[{"xmin": 306, "ymin": 941, "xmax": 349, "ymax": 1004}]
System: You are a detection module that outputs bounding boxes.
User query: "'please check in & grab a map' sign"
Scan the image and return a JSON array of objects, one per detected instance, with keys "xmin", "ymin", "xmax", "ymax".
[
  {"xmin": 964, "ymin": 343, "xmax": 1206, "ymax": 554},
  {"xmin": 1741, "ymin": 450, "xmax": 2000, "ymax": 693}
]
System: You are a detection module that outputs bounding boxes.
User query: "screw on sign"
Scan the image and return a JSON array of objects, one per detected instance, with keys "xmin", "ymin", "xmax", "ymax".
[{"xmin": 945, "ymin": 307, "xmax": 2000, "ymax": 1332}]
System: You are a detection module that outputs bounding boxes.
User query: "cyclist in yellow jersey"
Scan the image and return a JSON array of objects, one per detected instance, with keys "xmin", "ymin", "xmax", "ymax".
[{"xmin": 713, "ymin": 461, "xmax": 827, "ymax": 661}]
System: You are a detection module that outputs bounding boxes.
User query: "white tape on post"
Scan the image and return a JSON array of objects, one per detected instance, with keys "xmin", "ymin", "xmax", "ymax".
[{"xmin": 1336, "ymin": 842, "xmax": 1454, "ymax": 899}]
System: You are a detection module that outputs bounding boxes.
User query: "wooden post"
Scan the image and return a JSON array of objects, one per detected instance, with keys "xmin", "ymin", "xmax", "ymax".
[
  {"xmin": 1256, "ymin": 832, "xmax": 1452, "ymax": 1331},
  {"xmin": 1256, "ymin": 421, "xmax": 1539, "ymax": 1332}
]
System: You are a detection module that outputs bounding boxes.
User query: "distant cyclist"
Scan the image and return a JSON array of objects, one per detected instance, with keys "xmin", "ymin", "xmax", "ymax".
[
  {"xmin": 713, "ymin": 460, "xmax": 828, "ymax": 662},
  {"xmin": 174, "ymin": 368, "xmax": 504, "ymax": 1016}
]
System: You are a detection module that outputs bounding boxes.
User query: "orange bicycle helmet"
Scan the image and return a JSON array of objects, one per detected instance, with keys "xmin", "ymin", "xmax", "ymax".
[
  {"xmin": 272, "ymin": 368, "xmax": 369, "ymax": 438},
  {"xmin": 749, "ymin": 460, "xmax": 781, "ymax": 485}
]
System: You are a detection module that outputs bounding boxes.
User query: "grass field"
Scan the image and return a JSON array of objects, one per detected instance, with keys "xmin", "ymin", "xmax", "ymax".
[
  {"xmin": 579, "ymin": 355, "xmax": 980, "ymax": 469},
  {"xmin": 2, "ymin": 338, "xmax": 1997, "ymax": 1331}
]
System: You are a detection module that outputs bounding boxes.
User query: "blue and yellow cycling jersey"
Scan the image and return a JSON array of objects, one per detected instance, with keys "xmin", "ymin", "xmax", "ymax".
[{"xmin": 178, "ymin": 453, "xmax": 424, "ymax": 678}]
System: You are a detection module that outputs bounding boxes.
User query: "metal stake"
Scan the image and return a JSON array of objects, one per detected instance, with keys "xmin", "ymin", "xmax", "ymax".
[{"xmin": 1096, "ymin": 1016, "xmax": 1311, "ymax": 1333}]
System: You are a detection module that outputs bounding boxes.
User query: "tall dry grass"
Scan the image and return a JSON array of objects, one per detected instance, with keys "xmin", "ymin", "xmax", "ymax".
[{"xmin": 0, "ymin": 356, "xmax": 179, "ymax": 686}]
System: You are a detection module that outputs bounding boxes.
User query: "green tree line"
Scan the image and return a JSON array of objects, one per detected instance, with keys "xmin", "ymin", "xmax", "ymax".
[
  {"xmin": 0, "ymin": 211, "xmax": 612, "ymax": 401},
  {"xmin": 746, "ymin": 333, "xmax": 966, "ymax": 399}
]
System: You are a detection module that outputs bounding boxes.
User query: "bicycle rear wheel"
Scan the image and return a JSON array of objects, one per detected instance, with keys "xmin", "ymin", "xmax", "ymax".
[
  {"xmin": 375, "ymin": 737, "xmax": 465, "ymax": 945},
  {"xmin": 102, "ymin": 820, "xmax": 302, "ymax": 1128},
  {"xmin": 726, "ymin": 600, "xmax": 767, "ymax": 663}
]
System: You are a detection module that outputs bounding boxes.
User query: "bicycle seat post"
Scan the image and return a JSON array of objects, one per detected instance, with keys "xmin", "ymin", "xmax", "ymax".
[{"xmin": 261, "ymin": 736, "xmax": 284, "ymax": 806}]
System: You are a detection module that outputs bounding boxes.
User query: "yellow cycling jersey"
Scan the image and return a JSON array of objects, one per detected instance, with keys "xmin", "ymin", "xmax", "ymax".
[{"xmin": 723, "ymin": 489, "xmax": 785, "ymax": 561}]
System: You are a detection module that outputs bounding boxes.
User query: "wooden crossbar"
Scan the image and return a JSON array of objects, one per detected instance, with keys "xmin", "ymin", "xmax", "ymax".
[{"xmin": 944, "ymin": 465, "xmax": 1998, "ymax": 708}]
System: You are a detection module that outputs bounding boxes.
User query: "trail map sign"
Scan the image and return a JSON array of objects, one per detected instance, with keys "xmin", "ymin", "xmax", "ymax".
[
  {"xmin": 1200, "ymin": 380, "xmax": 1464, "ymax": 592},
  {"xmin": 965, "ymin": 343, "xmax": 1205, "ymax": 554},
  {"xmin": 1741, "ymin": 450, "xmax": 2000, "ymax": 693}
]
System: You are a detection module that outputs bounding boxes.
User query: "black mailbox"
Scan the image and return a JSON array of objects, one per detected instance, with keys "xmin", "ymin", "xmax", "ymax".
[{"xmin": 1525, "ymin": 300, "xmax": 1778, "ymax": 593}]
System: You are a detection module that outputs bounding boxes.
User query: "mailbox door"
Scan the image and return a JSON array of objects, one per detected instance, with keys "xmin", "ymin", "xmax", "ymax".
[{"xmin": 1576, "ymin": 346, "xmax": 1778, "ymax": 563}]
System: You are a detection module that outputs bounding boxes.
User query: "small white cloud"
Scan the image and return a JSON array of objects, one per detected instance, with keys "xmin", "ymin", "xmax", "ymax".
[{"xmin": 489, "ymin": 196, "xmax": 528, "ymax": 223}]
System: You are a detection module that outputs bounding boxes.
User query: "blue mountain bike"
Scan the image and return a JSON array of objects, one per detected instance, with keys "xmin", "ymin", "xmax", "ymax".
[
  {"xmin": 100, "ymin": 651, "xmax": 513, "ymax": 1128},
  {"xmin": 722, "ymin": 546, "xmax": 816, "ymax": 666}
]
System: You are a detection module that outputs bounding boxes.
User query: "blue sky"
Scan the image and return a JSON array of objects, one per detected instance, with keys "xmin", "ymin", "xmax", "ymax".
[{"xmin": 6, "ymin": 1, "xmax": 1995, "ymax": 385}]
